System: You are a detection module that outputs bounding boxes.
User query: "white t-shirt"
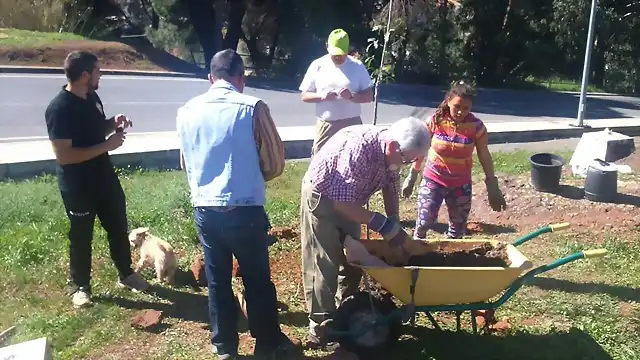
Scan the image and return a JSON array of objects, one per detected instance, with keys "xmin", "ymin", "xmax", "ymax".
[{"xmin": 299, "ymin": 54, "xmax": 373, "ymax": 122}]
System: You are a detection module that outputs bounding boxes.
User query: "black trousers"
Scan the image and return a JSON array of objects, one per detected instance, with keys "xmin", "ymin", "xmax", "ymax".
[{"xmin": 59, "ymin": 169, "xmax": 133, "ymax": 293}]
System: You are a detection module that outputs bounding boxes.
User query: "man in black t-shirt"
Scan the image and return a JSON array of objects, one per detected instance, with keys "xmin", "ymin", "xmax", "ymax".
[{"xmin": 45, "ymin": 51, "xmax": 150, "ymax": 308}]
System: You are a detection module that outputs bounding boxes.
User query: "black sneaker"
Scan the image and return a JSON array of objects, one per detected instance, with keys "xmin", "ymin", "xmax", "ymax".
[
  {"xmin": 304, "ymin": 331, "xmax": 341, "ymax": 352},
  {"xmin": 254, "ymin": 335, "xmax": 302, "ymax": 360}
]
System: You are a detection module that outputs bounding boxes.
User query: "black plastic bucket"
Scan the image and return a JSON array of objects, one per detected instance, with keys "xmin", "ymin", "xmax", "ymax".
[
  {"xmin": 529, "ymin": 153, "xmax": 566, "ymax": 193},
  {"xmin": 584, "ymin": 159, "xmax": 618, "ymax": 202}
]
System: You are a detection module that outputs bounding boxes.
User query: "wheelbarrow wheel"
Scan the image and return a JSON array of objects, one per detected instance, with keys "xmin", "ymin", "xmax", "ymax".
[{"xmin": 332, "ymin": 290, "xmax": 402, "ymax": 356}]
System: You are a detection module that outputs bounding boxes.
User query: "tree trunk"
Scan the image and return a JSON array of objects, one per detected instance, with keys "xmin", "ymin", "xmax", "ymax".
[
  {"xmin": 242, "ymin": 32, "xmax": 263, "ymax": 72},
  {"xmin": 494, "ymin": 0, "xmax": 513, "ymax": 79},
  {"xmin": 394, "ymin": 28, "xmax": 409, "ymax": 81},
  {"xmin": 438, "ymin": 0, "xmax": 449, "ymax": 82},
  {"xmin": 591, "ymin": 34, "xmax": 606, "ymax": 88},
  {"xmin": 223, "ymin": 0, "xmax": 247, "ymax": 51},
  {"xmin": 183, "ymin": 0, "xmax": 222, "ymax": 70},
  {"xmin": 265, "ymin": 0, "xmax": 284, "ymax": 69},
  {"xmin": 267, "ymin": 28, "xmax": 280, "ymax": 69}
]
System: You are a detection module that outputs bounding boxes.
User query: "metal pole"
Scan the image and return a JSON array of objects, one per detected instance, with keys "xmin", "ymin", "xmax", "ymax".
[
  {"xmin": 366, "ymin": 0, "xmax": 394, "ymax": 241},
  {"xmin": 574, "ymin": 0, "xmax": 598, "ymax": 128},
  {"xmin": 371, "ymin": 0, "xmax": 394, "ymax": 127}
]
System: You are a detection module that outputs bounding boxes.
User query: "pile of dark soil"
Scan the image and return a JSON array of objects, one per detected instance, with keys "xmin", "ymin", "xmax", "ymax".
[{"xmin": 407, "ymin": 242, "xmax": 512, "ymax": 267}]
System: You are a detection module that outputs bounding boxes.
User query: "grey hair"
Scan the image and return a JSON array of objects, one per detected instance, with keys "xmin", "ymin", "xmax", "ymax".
[{"xmin": 385, "ymin": 117, "xmax": 431, "ymax": 155}]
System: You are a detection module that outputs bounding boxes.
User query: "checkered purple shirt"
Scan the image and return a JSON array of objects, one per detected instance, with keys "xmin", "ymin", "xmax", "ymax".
[{"xmin": 307, "ymin": 125, "xmax": 400, "ymax": 205}]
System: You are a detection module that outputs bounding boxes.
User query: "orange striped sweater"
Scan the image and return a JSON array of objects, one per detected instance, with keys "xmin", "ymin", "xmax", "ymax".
[{"xmin": 422, "ymin": 112, "xmax": 487, "ymax": 187}]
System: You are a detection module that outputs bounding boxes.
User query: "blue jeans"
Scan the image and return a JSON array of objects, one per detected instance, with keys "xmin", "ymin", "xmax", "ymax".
[{"xmin": 194, "ymin": 205, "xmax": 283, "ymax": 356}]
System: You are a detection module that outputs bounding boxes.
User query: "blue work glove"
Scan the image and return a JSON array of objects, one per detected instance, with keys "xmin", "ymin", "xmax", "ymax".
[{"xmin": 368, "ymin": 212, "xmax": 409, "ymax": 248}]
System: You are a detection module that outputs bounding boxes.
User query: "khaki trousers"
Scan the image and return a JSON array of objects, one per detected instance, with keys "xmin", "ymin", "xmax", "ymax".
[
  {"xmin": 299, "ymin": 176, "xmax": 362, "ymax": 333},
  {"xmin": 311, "ymin": 116, "xmax": 362, "ymax": 155}
]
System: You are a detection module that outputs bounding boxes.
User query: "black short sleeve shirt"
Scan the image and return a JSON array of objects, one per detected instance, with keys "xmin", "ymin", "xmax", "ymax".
[{"xmin": 45, "ymin": 86, "xmax": 113, "ymax": 178}]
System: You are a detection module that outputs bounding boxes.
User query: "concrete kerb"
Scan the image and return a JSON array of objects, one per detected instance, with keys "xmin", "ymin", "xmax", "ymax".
[
  {"xmin": 0, "ymin": 139, "xmax": 315, "ymax": 181},
  {"xmin": 2, "ymin": 119, "xmax": 640, "ymax": 181}
]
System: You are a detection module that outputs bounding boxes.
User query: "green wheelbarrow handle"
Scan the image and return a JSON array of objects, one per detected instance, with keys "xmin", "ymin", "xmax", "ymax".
[
  {"xmin": 424, "ymin": 247, "xmax": 610, "ymax": 313},
  {"xmin": 512, "ymin": 222, "xmax": 571, "ymax": 247},
  {"xmin": 488, "ymin": 247, "xmax": 609, "ymax": 309}
]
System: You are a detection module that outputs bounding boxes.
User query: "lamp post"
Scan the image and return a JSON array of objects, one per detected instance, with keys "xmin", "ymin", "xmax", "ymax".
[{"xmin": 574, "ymin": 0, "xmax": 599, "ymax": 128}]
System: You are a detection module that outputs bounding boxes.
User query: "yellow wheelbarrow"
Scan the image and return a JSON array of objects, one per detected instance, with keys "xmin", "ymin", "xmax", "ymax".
[{"xmin": 327, "ymin": 223, "xmax": 608, "ymax": 354}]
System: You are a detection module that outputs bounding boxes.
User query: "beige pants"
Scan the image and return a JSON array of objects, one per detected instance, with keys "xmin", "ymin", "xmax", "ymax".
[
  {"xmin": 312, "ymin": 116, "xmax": 362, "ymax": 155},
  {"xmin": 299, "ymin": 177, "xmax": 362, "ymax": 333}
]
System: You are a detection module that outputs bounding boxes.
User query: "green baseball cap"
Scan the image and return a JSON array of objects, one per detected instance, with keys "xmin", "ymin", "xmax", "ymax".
[{"xmin": 327, "ymin": 29, "xmax": 349, "ymax": 56}]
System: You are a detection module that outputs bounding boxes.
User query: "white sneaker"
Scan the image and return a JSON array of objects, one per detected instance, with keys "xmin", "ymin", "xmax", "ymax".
[
  {"xmin": 72, "ymin": 290, "xmax": 92, "ymax": 308},
  {"xmin": 117, "ymin": 272, "xmax": 150, "ymax": 292}
]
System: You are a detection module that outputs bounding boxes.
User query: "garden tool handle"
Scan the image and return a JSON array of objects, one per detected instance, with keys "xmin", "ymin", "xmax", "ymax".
[
  {"xmin": 549, "ymin": 222, "xmax": 570, "ymax": 231},
  {"xmin": 512, "ymin": 223, "xmax": 572, "ymax": 247},
  {"xmin": 489, "ymin": 247, "xmax": 608, "ymax": 309},
  {"xmin": 583, "ymin": 248, "xmax": 608, "ymax": 258}
]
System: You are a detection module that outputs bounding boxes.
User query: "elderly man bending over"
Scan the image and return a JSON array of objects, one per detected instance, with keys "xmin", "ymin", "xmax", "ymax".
[{"xmin": 299, "ymin": 117, "xmax": 431, "ymax": 350}]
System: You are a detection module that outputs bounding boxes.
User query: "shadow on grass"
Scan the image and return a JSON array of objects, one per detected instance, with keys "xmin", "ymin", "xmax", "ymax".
[
  {"xmin": 365, "ymin": 325, "xmax": 614, "ymax": 360},
  {"xmin": 95, "ymin": 285, "xmax": 210, "ymax": 325},
  {"xmin": 555, "ymin": 184, "xmax": 640, "ymax": 207},
  {"xmin": 278, "ymin": 310, "xmax": 309, "ymax": 328},
  {"xmin": 530, "ymin": 277, "xmax": 640, "ymax": 303}
]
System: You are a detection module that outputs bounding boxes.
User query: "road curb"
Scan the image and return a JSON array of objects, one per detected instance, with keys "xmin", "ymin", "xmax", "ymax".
[
  {"xmin": 0, "ymin": 65, "xmax": 203, "ymax": 79},
  {"xmin": 2, "ymin": 123, "xmax": 640, "ymax": 181},
  {"xmin": 2, "ymin": 66, "xmax": 637, "ymax": 97},
  {"xmin": 0, "ymin": 139, "xmax": 315, "ymax": 180}
]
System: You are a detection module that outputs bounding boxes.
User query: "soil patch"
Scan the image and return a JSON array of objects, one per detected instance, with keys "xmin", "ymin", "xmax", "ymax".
[
  {"xmin": 468, "ymin": 174, "xmax": 640, "ymax": 233},
  {"xmin": 393, "ymin": 149, "xmax": 640, "ymax": 236},
  {"xmin": 0, "ymin": 38, "xmax": 203, "ymax": 73},
  {"xmin": 406, "ymin": 242, "xmax": 512, "ymax": 267},
  {"xmin": 269, "ymin": 226, "xmax": 298, "ymax": 240},
  {"xmin": 131, "ymin": 309, "xmax": 164, "ymax": 331},
  {"xmin": 0, "ymin": 40, "xmax": 166, "ymax": 70}
]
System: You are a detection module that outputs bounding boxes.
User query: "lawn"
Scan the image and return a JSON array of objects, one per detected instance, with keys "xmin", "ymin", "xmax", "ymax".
[
  {"xmin": 518, "ymin": 75, "xmax": 608, "ymax": 94},
  {"xmin": 0, "ymin": 28, "xmax": 86, "ymax": 47},
  {"xmin": 0, "ymin": 27, "xmax": 168, "ymax": 71},
  {"xmin": 0, "ymin": 148, "xmax": 638, "ymax": 360}
]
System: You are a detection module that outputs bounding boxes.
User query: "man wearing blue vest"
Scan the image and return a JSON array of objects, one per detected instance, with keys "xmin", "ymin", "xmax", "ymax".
[{"xmin": 176, "ymin": 49, "xmax": 300, "ymax": 360}]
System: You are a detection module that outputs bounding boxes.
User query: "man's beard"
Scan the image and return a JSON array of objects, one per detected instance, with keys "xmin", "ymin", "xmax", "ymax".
[{"xmin": 89, "ymin": 75, "xmax": 99, "ymax": 91}]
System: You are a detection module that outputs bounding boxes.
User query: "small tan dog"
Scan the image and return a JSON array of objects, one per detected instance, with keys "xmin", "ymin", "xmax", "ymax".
[{"xmin": 129, "ymin": 227, "xmax": 177, "ymax": 285}]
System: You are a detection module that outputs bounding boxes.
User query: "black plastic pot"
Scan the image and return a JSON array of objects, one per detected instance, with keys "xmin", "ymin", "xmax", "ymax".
[{"xmin": 529, "ymin": 153, "xmax": 566, "ymax": 193}]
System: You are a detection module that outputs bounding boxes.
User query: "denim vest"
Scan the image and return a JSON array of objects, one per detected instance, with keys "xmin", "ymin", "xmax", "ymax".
[{"xmin": 177, "ymin": 80, "xmax": 265, "ymax": 207}]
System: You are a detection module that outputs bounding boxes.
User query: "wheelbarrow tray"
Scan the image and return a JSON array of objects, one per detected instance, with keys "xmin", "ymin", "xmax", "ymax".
[{"xmin": 353, "ymin": 238, "xmax": 534, "ymax": 307}]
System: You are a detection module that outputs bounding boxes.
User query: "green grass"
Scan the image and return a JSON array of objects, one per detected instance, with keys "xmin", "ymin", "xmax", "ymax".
[
  {"xmin": 0, "ymin": 28, "xmax": 86, "ymax": 47},
  {"xmin": 522, "ymin": 76, "xmax": 608, "ymax": 93},
  {"xmin": 1, "ymin": 150, "xmax": 638, "ymax": 359}
]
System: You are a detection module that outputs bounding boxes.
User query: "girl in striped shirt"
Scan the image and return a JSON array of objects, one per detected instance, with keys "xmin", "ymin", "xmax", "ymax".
[{"xmin": 402, "ymin": 81, "xmax": 507, "ymax": 239}]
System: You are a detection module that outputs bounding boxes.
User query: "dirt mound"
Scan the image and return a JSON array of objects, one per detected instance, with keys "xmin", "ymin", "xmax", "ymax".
[
  {"xmin": 268, "ymin": 226, "xmax": 298, "ymax": 240},
  {"xmin": 0, "ymin": 39, "xmax": 168, "ymax": 71},
  {"xmin": 407, "ymin": 242, "xmax": 511, "ymax": 267},
  {"xmin": 469, "ymin": 175, "xmax": 640, "ymax": 232},
  {"xmin": 131, "ymin": 309, "xmax": 163, "ymax": 330}
]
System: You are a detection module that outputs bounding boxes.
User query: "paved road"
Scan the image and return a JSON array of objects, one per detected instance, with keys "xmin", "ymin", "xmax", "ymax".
[{"xmin": 1, "ymin": 73, "xmax": 640, "ymax": 139}]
